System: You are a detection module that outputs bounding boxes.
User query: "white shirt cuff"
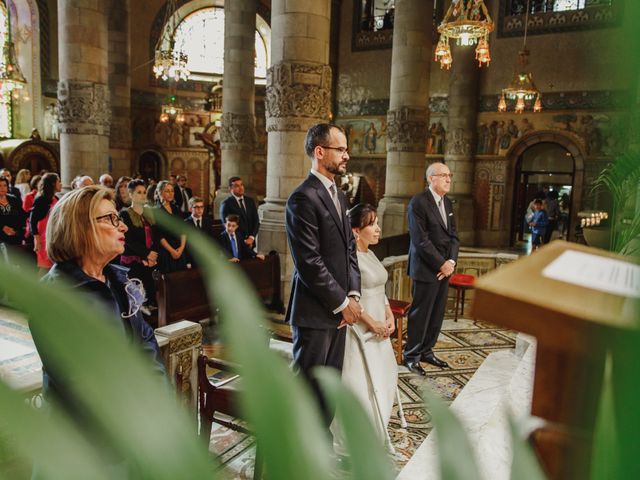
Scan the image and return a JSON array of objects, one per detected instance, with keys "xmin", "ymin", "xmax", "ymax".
[
  {"xmin": 448, "ymin": 259, "xmax": 456, "ymax": 266},
  {"xmin": 333, "ymin": 297, "xmax": 350, "ymax": 315}
]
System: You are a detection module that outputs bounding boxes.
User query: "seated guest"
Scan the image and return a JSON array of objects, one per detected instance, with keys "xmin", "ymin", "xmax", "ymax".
[
  {"xmin": 15, "ymin": 169, "xmax": 32, "ymax": 198},
  {"xmin": 99, "ymin": 173, "xmax": 114, "ymax": 188},
  {"xmin": 0, "ymin": 168, "xmax": 22, "ymax": 202},
  {"xmin": 35, "ymin": 185, "xmax": 165, "ymax": 442},
  {"xmin": 0, "ymin": 176, "xmax": 25, "ymax": 252},
  {"xmin": 30, "ymin": 173, "xmax": 61, "ymax": 273},
  {"xmin": 120, "ymin": 179, "xmax": 158, "ymax": 310},
  {"xmin": 22, "ymin": 174, "xmax": 41, "ymax": 213},
  {"xmin": 218, "ymin": 214, "xmax": 264, "ymax": 263},
  {"xmin": 152, "ymin": 180, "xmax": 188, "ymax": 273},
  {"xmin": 114, "ymin": 176, "xmax": 132, "ymax": 211}
]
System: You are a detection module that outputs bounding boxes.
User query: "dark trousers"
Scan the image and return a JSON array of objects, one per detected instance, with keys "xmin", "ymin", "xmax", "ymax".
[
  {"xmin": 292, "ymin": 325, "xmax": 346, "ymax": 427},
  {"xmin": 404, "ymin": 278, "xmax": 449, "ymax": 363}
]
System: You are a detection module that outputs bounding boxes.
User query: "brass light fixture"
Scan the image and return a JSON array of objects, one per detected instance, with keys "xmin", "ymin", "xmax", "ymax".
[
  {"xmin": 153, "ymin": 0, "xmax": 190, "ymax": 82},
  {"xmin": 159, "ymin": 94, "xmax": 185, "ymax": 124},
  {"xmin": 498, "ymin": 0, "xmax": 542, "ymax": 113},
  {"xmin": 435, "ymin": 0, "xmax": 494, "ymax": 70}
]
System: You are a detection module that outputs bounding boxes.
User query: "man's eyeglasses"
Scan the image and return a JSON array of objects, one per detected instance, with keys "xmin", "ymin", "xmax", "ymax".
[
  {"xmin": 431, "ymin": 173, "xmax": 454, "ymax": 179},
  {"xmin": 320, "ymin": 145, "xmax": 349, "ymax": 155},
  {"xmin": 95, "ymin": 212, "xmax": 122, "ymax": 228}
]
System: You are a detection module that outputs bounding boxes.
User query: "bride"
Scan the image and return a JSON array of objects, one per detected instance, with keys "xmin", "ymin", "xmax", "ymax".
[{"xmin": 332, "ymin": 203, "xmax": 399, "ymax": 455}]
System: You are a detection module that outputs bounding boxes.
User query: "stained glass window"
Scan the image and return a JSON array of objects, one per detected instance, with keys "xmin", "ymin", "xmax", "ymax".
[
  {"xmin": 0, "ymin": 1, "xmax": 12, "ymax": 138},
  {"xmin": 172, "ymin": 7, "xmax": 269, "ymax": 81}
]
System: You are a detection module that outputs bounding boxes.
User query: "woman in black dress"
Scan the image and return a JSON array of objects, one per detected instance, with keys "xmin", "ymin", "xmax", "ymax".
[
  {"xmin": 120, "ymin": 179, "xmax": 158, "ymax": 307},
  {"xmin": 152, "ymin": 180, "xmax": 187, "ymax": 273}
]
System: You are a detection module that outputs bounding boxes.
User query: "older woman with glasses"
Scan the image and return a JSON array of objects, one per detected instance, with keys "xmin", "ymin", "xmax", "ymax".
[{"xmin": 36, "ymin": 186, "xmax": 165, "ymax": 406}]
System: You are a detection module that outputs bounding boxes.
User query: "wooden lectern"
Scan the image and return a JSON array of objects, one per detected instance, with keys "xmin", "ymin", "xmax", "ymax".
[{"xmin": 472, "ymin": 240, "xmax": 638, "ymax": 479}]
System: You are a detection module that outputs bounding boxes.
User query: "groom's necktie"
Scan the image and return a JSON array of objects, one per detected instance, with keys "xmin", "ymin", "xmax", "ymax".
[{"xmin": 329, "ymin": 183, "xmax": 342, "ymax": 221}]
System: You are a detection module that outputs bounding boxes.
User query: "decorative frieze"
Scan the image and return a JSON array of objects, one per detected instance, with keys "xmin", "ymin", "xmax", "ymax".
[
  {"xmin": 56, "ymin": 80, "xmax": 111, "ymax": 136},
  {"xmin": 265, "ymin": 61, "xmax": 332, "ymax": 132},
  {"xmin": 386, "ymin": 107, "xmax": 427, "ymax": 153},
  {"xmin": 220, "ymin": 112, "xmax": 255, "ymax": 150},
  {"xmin": 445, "ymin": 127, "xmax": 473, "ymax": 156},
  {"xmin": 498, "ymin": 1, "xmax": 621, "ymax": 37}
]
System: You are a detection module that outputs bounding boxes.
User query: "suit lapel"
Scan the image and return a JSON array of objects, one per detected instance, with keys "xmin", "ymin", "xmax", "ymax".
[
  {"xmin": 309, "ymin": 175, "xmax": 347, "ymax": 244},
  {"xmin": 426, "ymin": 191, "xmax": 448, "ymax": 232}
]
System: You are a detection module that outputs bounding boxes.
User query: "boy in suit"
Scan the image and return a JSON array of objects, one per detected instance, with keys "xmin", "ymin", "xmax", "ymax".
[{"xmin": 218, "ymin": 214, "xmax": 264, "ymax": 263}]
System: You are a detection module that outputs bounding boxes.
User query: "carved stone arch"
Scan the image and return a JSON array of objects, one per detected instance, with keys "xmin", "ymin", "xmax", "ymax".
[
  {"xmin": 504, "ymin": 130, "xmax": 586, "ymax": 243},
  {"xmin": 7, "ymin": 137, "xmax": 59, "ymax": 174}
]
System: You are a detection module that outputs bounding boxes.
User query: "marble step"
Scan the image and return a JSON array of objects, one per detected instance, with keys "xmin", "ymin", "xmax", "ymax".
[{"xmin": 397, "ymin": 347, "xmax": 532, "ymax": 480}]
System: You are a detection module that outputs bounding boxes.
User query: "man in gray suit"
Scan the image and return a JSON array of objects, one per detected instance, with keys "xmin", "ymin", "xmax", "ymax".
[
  {"xmin": 404, "ymin": 162, "xmax": 459, "ymax": 375},
  {"xmin": 285, "ymin": 123, "xmax": 362, "ymax": 424}
]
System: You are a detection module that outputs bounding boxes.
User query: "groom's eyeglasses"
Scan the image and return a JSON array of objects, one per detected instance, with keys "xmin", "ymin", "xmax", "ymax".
[{"xmin": 320, "ymin": 145, "xmax": 349, "ymax": 155}]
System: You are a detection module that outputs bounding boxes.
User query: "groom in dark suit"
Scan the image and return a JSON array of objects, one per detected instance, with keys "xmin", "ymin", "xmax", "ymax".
[
  {"xmin": 404, "ymin": 162, "xmax": 459, "ymax": 375},
  {"xmin": 285, "ymin": 123, "xmax": 362, "ymax": 424}
]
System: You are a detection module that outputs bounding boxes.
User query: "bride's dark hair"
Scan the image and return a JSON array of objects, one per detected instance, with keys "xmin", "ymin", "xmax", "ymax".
[{"xmin": 348, "ymin": 203, "xmax": 377, "ymax": 230}]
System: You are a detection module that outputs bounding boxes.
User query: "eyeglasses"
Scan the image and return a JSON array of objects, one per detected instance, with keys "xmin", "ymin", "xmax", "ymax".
[
  {"xmin": 95, "ymin": 212, "xmax": 122, "ymax": 228},
  {"xmin": 431, "ymin": 173, "xmax": 454, "ymax": 179},
  {"xmin": 192, "ymin": 205, "xmax": 205, "ymax": 209},
  {"xmin": 320, "ymin": 145, "xmax": 349, "ymax": 155}
]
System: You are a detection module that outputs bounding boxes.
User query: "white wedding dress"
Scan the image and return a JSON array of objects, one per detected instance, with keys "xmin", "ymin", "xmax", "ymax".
[{"xmin": 332, "ymin": 249, "xmax": 399, "ymax": 455}]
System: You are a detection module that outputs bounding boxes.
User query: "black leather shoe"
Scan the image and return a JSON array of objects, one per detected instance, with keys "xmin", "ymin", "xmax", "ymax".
[
  {"xmin": 421, "ymin": 353, "xmax": 449, "ymax": 368},
  {"xmin": 403, "ymin": 360, "xmax": 427, "ymax": 376}
]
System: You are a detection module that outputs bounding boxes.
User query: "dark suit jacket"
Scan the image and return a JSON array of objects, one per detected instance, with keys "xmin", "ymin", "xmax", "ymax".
[
  {"xmin": 217, "ymin": 231, "xmax": 256, "ymax": 260},
  {"xmin": 407, "ymin": 189, "xmax": 460, "ymax": 283},
  {"xmin": 173, "ymin": 186, "xmax": 192, "ymax": 211},
  {"xmin": 285, "ymin": 174, "xmax": 360, "ymax": 329},
  {"xmin": 184, "ymin": 214, "xmax": 214, "ymax": 237},
  {"xmin": 219, "ymin": 195, "xmax": 260, "ymax": 239}
]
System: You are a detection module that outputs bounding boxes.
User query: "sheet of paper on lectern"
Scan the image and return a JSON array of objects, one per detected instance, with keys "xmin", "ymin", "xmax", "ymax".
[{"xmin": 542, "ymin": 250, "xmax": 640, "ymax": 299}]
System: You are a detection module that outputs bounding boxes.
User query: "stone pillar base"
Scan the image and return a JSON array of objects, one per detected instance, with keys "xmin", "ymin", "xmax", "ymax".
[
  {"xmin": 448, "ymin": 193, "xmax": 475, "ymax": 246},
  {"xmin": 257, "ymin": 202, "xmax": 292, "ymax": 303},
  {"xmin": 377, "ymin": 196, "xmax": 410, "ymax": 237},
  {"xmin": 213, "ymin": 191, "xmax": 230, "ymax": 220},
  {"xmin": 154, "ymin": 320, "xmax": 203, "ymax": 412}
]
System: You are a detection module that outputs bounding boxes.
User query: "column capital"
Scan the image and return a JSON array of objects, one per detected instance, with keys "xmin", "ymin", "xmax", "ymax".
[
  {"xmin": 386, "ymin": 106, "xmax": 427, "ymax": 153},
  {"xmin": 220, "ymin": 112, "xmax": 256, "ymax": 151},
  {"xmin": 57, "ymin": 80, "xmax": 111, "ymax": 136},
  {"xmin": 265, "ymin": 61, "xmax": 332, "ymax": 132}
]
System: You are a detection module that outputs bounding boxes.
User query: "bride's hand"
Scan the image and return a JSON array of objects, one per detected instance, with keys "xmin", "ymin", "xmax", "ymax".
[{"xmin": 368, "ymin": 321, "xmax": 388, "ymax": 337}]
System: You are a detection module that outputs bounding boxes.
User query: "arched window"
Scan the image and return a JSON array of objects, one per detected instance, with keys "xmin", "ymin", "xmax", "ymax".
[
  {"xmin": 172, "ymin": 7, "xmax": 270, "ymax": 83},
  {"xmin": 0, "ymin": 1, "xmax": 12, "ymax": 138}
]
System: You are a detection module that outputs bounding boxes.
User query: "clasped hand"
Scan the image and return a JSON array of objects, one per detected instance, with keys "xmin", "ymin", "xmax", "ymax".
[
  {"xmin": 337, "ymin": 297, "xmax": 362, "ymax": 329},
  {"xmin": 436, "ymin": 260, "xmax": 455, "ymax": 280}
]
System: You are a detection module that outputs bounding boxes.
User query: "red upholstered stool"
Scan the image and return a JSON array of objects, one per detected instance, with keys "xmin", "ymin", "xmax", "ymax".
[
  {"xmin": 389, "ymin": 299, "xmax": 411, "ymax": 364},
  {"xmin": 449, "ymin": 273, "xmax": 475, "ymax": 322}
]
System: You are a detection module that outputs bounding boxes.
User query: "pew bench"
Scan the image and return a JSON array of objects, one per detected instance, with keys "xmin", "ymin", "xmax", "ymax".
[{"xmin": 154, "ymin": 251, "xmax": 284, "ymax": 328}]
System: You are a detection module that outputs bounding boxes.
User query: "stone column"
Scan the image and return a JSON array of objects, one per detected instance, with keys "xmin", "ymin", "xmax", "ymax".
[
  {"xmin": 259, "ymin": 0, "xmax": 332, "ymax": 297},
  {"xmin": 377, "ymin": 0, "xmax": 433, "ymax": 237},
  {"xmin": 57, "ymin": 0, "xmax": 110, "ymax": 187},
  {"xmin": 444, "ymin": 45, "xmax": 480, "ymax": 245},
  {"xmin": 108, "ymin": 0, "xmax": 132, "ymax": 180},
  {"xmin": 215, "ymin": 0, "xmax": 257, "ymax": 213}
]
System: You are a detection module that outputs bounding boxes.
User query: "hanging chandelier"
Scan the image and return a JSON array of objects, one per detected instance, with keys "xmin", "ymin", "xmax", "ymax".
[
  {"xmin": 498, "ymin": 0, "xmax": 541, "ymax": 113},
  {"xmin": 159, "ymin": 94, "xmax": 185, "ymax": 124},
  {"xmin": 435, "ymin": 0, "xmax": 494, "ymax": 70},
  {"xmin": 153, "ymin": 0, "xmax": 189, "ymax": 82}
]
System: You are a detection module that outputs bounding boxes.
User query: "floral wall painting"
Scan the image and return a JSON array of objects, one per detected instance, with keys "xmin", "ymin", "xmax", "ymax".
[{"xmin": 336, "ymin": 117, "xmax": 387, "ymax": 156}]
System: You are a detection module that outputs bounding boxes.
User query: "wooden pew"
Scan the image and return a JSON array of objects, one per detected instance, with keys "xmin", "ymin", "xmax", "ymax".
[{"xmin": 154, "ymin": 250, "xmax": 284, "ymax": 327}]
